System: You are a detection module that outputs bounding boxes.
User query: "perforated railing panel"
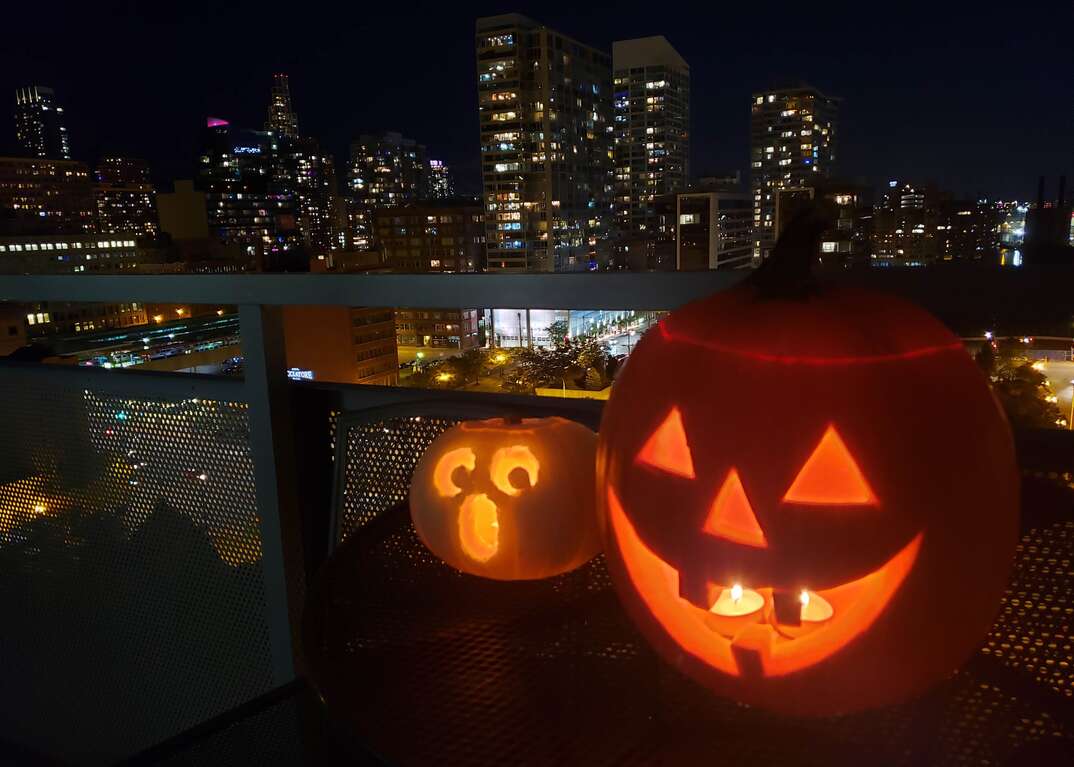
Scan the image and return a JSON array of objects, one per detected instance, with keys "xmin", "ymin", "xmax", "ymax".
[
  {"xmin": 0, "ymin": 375, "xmax": 274, "ymax": 765},
  {"xmin": 312, "ymin": 413, "xmax": 1074, "ymax": 766},
  {"xmin": 337, "ymin": 415, "xmax": 460, "ymax": 542},
  {"xmin": 984, "ymin": 513, "xmax": 1074, "ymax": 699}
]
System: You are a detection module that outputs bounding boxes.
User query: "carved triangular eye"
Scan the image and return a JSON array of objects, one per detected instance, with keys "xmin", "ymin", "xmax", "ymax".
[
  {"xmin": 636, "ymin": 407, "xmax": 695, "ymax": 479},
  {"xmin": 784, "ymin": 425, "xmax": 877, "ymax": 505}
]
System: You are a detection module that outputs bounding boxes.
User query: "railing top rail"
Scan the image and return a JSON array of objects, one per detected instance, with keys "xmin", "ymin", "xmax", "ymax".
[
  {"xmin": 0, "ymin": 272, "xmax": 747, "ymax": 309},
  {"xmin": 1, "ymin": 265, "xmax": 1072, "ymax": 314}
]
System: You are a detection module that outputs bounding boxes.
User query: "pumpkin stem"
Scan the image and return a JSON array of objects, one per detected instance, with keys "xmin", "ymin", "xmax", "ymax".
[
  {"xmin": 503, "ymin": 414, "xmax": 524, "ymax": 425},
  {"xmin": 749, "ymin": 203, "xmax": 834, "ymax": 300}
]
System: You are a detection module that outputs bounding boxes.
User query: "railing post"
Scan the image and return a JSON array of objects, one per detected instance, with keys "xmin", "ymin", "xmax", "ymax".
[{"xmin": 240, "ymin": 303, "xmax": 306, "ymax": 683}]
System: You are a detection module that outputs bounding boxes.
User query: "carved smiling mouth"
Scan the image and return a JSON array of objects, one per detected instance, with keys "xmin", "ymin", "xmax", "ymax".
[{"xmin": 606, "ymin": 486, "xmax": 923, "ymax": 679}]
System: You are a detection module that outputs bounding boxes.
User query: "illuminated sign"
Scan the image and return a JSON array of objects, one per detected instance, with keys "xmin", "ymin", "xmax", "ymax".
[
  {"xmin": 287, "ymin": 368, "xmax": 314, "ymax": 381},
  {"xmin": 233, "ymin": 145, "xmax": 261, "ymax": 155}
]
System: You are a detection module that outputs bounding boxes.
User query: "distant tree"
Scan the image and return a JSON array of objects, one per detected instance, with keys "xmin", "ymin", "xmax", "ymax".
[
  {"xmin": 501, "ymin": 332, "xmax": 612, "ymax": 394},
  {"xmin": 993, "ymin": 364, "xmax": 1064, "ymax": 429},
  {"xmin": 979, "ymin": 339, "xmax": 1063, "ymax": 429},
  {"xmin": 547, "ymin": 320, "xmax": 569, "ymax": 348},
  {"xmin": 446, "ymin": 348, "xmax": 487, "ymax": 386}
]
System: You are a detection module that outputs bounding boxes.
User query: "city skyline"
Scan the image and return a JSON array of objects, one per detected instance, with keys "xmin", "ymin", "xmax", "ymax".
[{"xmin": 3, "ymin": 2, "xmax": 1069, "ymax": 200}]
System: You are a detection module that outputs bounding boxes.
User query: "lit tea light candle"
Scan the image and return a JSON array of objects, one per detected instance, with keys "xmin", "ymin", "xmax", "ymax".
[
  {"xmin": 710, "ymin": 583, "xmax": 765, "ymax": 617},
  {"xmin": 799, "ymin": 589, "xmax": 833, "ymax": 622}
]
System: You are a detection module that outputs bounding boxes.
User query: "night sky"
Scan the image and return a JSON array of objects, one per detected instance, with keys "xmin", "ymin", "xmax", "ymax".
[{"xmin": 3, "ymin": 1, "xmax": 1071, "ymax": 200}]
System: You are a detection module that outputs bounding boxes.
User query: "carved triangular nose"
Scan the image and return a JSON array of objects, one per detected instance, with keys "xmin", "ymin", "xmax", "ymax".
[{"xmin": 703, "ymin": 469, "xmax": 768, "ymax": 548}]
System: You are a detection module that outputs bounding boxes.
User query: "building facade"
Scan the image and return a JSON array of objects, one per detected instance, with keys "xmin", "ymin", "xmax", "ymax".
[
  {"xmin": 612, "ymin": 36, "xmax": 689, "ymax": 235},
  {"xmin": 374, "ymin": 201, "xmax": 485, "ymax": 352},
  {"xmin": 428, "ymin": 160, "xmax": 454, "ymax": 199},
  {"xmin": 373, "ymin": 201, "xmax": 484, "ymax": 273},
  {"xmin": 15, "ymin": 86, "xmax": 71, "ymax": 160},
  {"xmin": 775, "ymin": 182, "xmax": 873, "ymax": 266},
  {"xmin": 0, "ymin": 157, "xmax": 94, "ymax": 234},
  {"xmin": 477, "ymin": 14, "xmax": 614, "ymax": 272},
  {"xmin": 346, "ymin": 132, "xmax": 428, "ymax": 250},
  {"xmin": 94, "ymin": 157, "xmax": 159, "ymax": 237},
  {"xmin": 750, "ymin": 86, "xmax": 839, "ymax": 259},
  {"xmin": 870, "ymin": 181, "xmax": 998, "ymax": 265},
  {"xmin": 195, "ymin": 120, "xmax": 298, "ymax": 257},
  {"xmin": 0, "ymin": 233, "xmax": 145, "ymax": 274},
  {"xmin": 670, "ymin": 191, "xmax": 753, "ymax": 270},
  {"xmin": 282, "ymin": 306, "xmax": 398, "ymax": 386}
]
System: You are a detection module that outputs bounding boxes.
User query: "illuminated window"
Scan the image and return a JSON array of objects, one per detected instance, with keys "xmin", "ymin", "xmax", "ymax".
[{"xmin": 821, "ymin": 241, "xmax": 837, "ymax": 253}]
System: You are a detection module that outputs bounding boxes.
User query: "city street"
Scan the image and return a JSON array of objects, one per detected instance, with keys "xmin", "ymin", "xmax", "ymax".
[{"xmin": 1038, "ymin": 360, "xmax": 1074, "ymax": 429}]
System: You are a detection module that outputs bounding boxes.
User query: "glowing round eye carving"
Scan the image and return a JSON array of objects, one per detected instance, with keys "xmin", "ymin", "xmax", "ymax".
[
  {"xmin": 433, "ymin": 447, "xmax": 476, "ymax": 498},
  {"xmin": 410, "ymin": 416, "xmax": 601, "ymax": 581},
  {"xmin": 490, "ymin": 445, "xmax": 539, "ymax": 496}
]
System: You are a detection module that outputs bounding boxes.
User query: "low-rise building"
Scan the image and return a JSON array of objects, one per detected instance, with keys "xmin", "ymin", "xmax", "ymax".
[{"xmin": 0, "ymin": 157, "xmax": 94, "ymax": 234}]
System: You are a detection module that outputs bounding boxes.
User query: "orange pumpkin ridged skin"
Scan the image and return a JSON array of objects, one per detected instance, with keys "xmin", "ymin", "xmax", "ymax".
[
  {"xmin": 411, "ymin": 417, "xmax": 601, "ymax": 580},
  {"xmin": 597, "ymin": 284, "xmax": 1019, "ymax": 715}
]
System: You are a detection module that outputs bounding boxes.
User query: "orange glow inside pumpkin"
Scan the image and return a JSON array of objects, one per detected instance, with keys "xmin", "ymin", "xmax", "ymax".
[
  {"xmin": 459, "ymin": 493, "xmax": 500, "ymax": 562},
  {"xmin": 637, "ymin": 407, "xmax": 695, "ymax": 478},
  {"xmin": 783, "ymin": 425, "xmax": 877, "ymax": 505},
  {"xmin": 489, "ymin": 445, "xmax": 540, "ymax": 497},
  {"xmin": 703, "ymin": 469, "xmax": 768, "ymax": 548},
  {"xmin": 433, "ymin": 447, "xmax": 477, "ymax": 498},
  {"xmin": 607, "ymin": 485, "xmax": 921, "ymax": 678}
]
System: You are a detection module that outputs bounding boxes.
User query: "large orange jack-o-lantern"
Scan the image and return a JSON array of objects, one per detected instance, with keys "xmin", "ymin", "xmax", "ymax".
[
  {"xmin": 411, "ymin": 416, "xmax": 600, "ymax": 580},
  {"xmin": 597, "ymin": 215, "xmax": 1019, "ymax": 716}
]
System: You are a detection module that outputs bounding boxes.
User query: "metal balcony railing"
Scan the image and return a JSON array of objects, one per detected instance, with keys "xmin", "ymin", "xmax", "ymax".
[{"xmin": 0, "ymin": 269, "xmax": 1072, "ymax": 765}]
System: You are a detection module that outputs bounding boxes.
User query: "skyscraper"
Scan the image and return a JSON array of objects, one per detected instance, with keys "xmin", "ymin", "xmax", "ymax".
[
  {"xmin": 195, "ymin": 119, "xmax": 298, "ymax": 257},
  {"xmin": 265, "ymin": 73, "xmax": 299, "ymax": 138},
  {"xmin": 476, "ymin": 14, "xmax": 613, "ymax": 272},
  {"xmin": 94, "ymin": 157, "xmax": 159, "ymax": 237},
  {"xmin": 15, "ymin": 86, "xmax": 71, "ymax": 159},
  {"xmin": 346, "ymin": 131, "xmax": 428, "ymax": 250},
  {"xmin": 750, "ymin": 85, "xmax": 838, "ymax": 259},
  {"xmin": 280, "ymin": 137, "xmax": 339, "ymax": 255},
  {"xmin": 612, "ymin": 36, "xmax": 690, "ymax": 234}
]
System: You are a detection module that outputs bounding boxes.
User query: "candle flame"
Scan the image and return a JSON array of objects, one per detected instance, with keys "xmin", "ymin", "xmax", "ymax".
[
  {"xmin": 800, "ymin": 589, "xmax": 810, "ymax": 607},
  {"xmin": 730, "ymin": 583, "xmax": 743, "ymax": 603}
]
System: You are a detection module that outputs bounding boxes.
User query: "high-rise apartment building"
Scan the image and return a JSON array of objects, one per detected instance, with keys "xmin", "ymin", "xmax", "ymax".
[
  {"xmin": 94, "ymin": 157, "xmax": 159, "ymax": 237},
  {"xmin": 15, "ymin": 86, "xmax": 71, "ymax": 160},
  {"xmin": 476, "ymin": 14, "xmax": 614, "ymax": 272},
  {"xmin": 750, "ymin": 86, "xmax": 838, "ymax": 259},
  {"xmin": 265, "ymin": 73, "xmax": 299, "ymax": 138},
  {"xmin": 428, "ymin": 160, "xmax": 454, "ymax": 199},
  {"xmin": 612, "ymin": 37, "xmax": 689, "ymax": 234},
  {"xmin": 0, "ymin": 157, "xmax": 94, "ymax": 234},
  {"xmin": 260, "ymin": 76, "xmax": 340, "ymax": 255},
  {"xmin": 279, "ymin": 137, "xmax": 339, "ymax": 256},
  {"xmin": 195, "ymin": 119, "xmax": 298, "ymax": 257},
  {"xmin": 346, "ymin": 131, "xmax": 428, "ymax": 250}
]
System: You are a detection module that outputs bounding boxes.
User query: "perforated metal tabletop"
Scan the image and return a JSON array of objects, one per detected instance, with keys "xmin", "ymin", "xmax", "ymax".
[{"xmin": 303, "ymin": 495, "xmax": 1074, "ymax": 766}]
